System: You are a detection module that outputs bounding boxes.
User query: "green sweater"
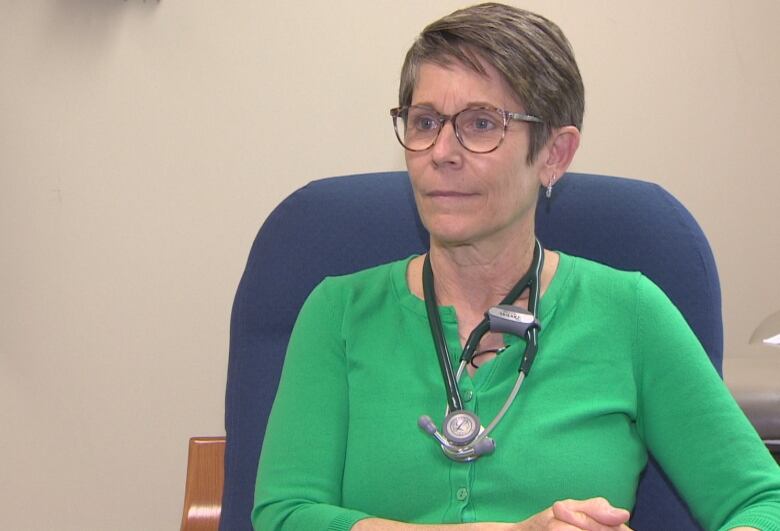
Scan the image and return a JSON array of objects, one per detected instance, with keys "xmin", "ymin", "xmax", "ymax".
[{"xmin": 253, "ymin": 253, "xmax": 780, "ymax": 530}]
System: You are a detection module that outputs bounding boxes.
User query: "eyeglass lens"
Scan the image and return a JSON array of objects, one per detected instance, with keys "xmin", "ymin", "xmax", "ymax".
[{"xmin": 396, "ymin": 107, "xmax": 506, "ymax": 153}]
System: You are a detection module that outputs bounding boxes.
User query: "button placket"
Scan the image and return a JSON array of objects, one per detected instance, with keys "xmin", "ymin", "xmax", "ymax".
[
  {"xmin": 459, "ymin": 378, "xmax": 475, "ymax": 408},
  {"xmin": 449, "ymin": 461, "xmax": 471, "ymax": 513}
]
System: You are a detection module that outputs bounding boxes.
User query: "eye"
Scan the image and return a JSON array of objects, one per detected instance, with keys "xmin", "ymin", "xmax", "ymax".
[
  {"xmin": 477, "ymin": 117, "xmax": 495, "ymax": 130},
  {"xmin": 412, "ymin": 113, "xmax": 439, "ymax": 132},
  {"xmin": 463, "ymin": 111, "xmax": 499, "ymax": 132}
]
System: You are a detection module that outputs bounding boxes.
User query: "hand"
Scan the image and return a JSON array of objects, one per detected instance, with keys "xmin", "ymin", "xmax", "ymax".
[{"xmin": 515, "ymin": 497, "xmax": 631, "ymax": 531}]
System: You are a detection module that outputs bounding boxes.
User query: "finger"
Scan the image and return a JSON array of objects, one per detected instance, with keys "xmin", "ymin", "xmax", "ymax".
[
  {"xmin": 547, "ymin": 522, "xmax": 595, "ymax": 531},
  {"xmin": 520, "ymin": 507, "xmax": 596, "ymax": 531},
  {"xmin": 550, "ymin": 508, "xmax": 610, "ymax": 531},
  {"xmin": 552, "ymin": 498, "xmax": 630, "ymax": 530},
  {"xmin": 571, "ymin": 497, "xmax": 630, "ymax": 525},
  {"xmin": 545, "ymin": 516, "xmax": 627, "ymax": 531}
]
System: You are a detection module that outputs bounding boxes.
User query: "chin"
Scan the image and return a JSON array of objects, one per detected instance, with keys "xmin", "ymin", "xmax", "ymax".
[
  {"xmin": 422, "ymin": 212, "xmax": 489, "ymax": 246},
  {"xmin": 427, "ymin": 225, "xmax": 484, "ymax": 248}
]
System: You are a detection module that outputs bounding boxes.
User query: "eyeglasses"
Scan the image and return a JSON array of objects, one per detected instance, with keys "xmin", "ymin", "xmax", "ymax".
[{"xmin": 390, "ymin": 105, "xmax": 543, "ymax": 154}]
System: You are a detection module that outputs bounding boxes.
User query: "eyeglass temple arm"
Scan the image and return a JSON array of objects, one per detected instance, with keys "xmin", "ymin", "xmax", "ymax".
[{"xmin": 506, "ymin": 111, "xmax": 543, "ymax": 124}]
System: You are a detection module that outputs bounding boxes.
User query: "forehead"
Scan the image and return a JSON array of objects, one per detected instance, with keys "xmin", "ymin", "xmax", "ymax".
[{"xmin": 411, "ymin": 59, "xmax": 523, "ymax": 111}]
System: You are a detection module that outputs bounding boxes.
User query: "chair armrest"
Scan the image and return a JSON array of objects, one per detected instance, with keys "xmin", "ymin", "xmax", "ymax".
[{"xmin": 180, "ymin": 436, "xmax": 226, "ymax": 531}]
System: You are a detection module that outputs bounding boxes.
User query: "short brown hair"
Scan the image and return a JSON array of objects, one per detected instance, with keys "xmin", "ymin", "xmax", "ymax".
[{"xmin": 399, "ymin": 2, "xmax": 584, "ymax": 163}]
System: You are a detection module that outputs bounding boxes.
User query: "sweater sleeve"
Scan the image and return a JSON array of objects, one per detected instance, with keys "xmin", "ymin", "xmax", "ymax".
[
  {"xmin": 252, "ymin": 279, "xmax": 371, "ymax": 531},
  {"xmin": 633, "ymin": 276, "xmax": 780, "ymax": 531}
]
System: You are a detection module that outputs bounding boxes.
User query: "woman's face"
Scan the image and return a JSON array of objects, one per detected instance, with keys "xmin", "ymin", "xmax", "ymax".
[{"xmin": 405, "ymin": 60, "xmax": 548, "ymax": 249}]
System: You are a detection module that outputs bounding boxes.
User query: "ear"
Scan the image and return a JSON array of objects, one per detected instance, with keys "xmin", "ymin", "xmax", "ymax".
[{"xmin": 539, "ymin": 126, "xmax": 580, "ymax": 186}]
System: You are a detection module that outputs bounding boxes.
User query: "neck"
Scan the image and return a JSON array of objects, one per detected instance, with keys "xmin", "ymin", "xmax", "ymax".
[{"xmin": 428, "ymin": 231, "xmax": 538, "ymax": 315}]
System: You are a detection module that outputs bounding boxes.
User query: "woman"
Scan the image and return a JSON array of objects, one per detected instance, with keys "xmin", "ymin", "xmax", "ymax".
[{"xmin": 253, "ymin": 4, "xmax": 780, "ymax": 530}]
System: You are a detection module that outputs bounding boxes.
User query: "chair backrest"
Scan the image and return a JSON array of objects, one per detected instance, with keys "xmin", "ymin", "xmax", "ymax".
[{"xmin": 221, "ymin": 171, "xmax": 723, "ymax": 531}]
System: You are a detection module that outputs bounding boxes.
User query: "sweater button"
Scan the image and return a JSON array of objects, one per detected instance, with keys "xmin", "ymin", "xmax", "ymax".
[{"xmin": 456, "ymin": 487, "xmax": 469, "ymax": 501}]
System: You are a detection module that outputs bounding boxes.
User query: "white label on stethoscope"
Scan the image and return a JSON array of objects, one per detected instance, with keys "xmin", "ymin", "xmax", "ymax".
[{"xmin": 488, "ymin": 306, "xmax": 535, "ymax": 323}]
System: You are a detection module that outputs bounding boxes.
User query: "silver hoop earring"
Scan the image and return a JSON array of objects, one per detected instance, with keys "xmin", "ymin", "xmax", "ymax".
[{"xmin": 546, "ymin": 174, "xmax": 557, "ymax": 199}]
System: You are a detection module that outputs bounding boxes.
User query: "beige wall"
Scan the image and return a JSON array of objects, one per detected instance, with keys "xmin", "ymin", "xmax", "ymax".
[{"xmin": 1, "ymin": 1, "xmax": 778, "ymax": 529}]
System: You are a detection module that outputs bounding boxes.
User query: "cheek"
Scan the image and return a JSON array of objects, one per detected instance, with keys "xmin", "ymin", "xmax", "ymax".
[
  {"xmin": 491, "ymin": 156, "xmax": 524, "ymax": 191},
  {"xmin": 405, "ymin": 152, "xmax": 424, "ymax": 182},
  {"xmin": 490, "ymin": 161, "xmax": 539, "ymax": 211}
]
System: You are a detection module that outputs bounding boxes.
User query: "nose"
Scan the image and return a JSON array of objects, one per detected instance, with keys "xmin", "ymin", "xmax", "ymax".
[{"xmin": 430, "ymin": 119, "xmax": 463, "ymax": 167}]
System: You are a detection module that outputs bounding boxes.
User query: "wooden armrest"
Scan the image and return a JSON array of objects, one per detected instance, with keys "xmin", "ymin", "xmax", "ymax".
[{"xmin": 180, "ymin": 436, "xmax": 226, "ymax": 531}]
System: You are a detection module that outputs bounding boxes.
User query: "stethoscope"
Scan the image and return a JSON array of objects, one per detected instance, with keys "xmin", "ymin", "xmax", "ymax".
[{"xmin": 418, "ymin": 239, "xmax": 544, "ymax": 462}]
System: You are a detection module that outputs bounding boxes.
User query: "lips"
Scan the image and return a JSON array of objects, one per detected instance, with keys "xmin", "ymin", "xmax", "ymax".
[{"xmin": 428, "ymin": 190, "xmax": 477, "ymax": 198}]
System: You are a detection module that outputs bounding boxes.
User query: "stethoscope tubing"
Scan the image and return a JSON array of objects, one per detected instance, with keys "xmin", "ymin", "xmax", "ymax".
[
  {"xmin": 422, "ymin": 258, "xmax": 464, "ymax": 411},
  {"xmin": 421, "ymin": 239, "xmax": 545, "ymax": 459},
  {"xmin": 423, "ymin": 239, "xmax": 544, "ymax": 410}
]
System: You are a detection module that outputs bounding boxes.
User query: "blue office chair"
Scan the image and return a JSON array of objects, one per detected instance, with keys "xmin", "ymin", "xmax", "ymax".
[{"xmin": 221, "ymin": 171, "xmax": 723, "ymax": 531}]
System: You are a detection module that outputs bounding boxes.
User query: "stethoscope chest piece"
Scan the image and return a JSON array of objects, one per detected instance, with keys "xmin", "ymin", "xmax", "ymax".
[{"xmin": 443, "ymin": 410, "xmax": 480, "ymax": 445}]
